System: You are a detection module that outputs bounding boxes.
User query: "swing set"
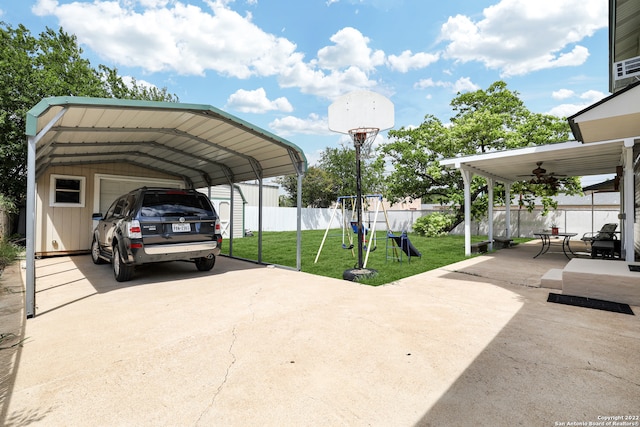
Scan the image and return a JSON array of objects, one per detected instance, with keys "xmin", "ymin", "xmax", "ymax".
[
  {"xmin": 314, "ymin": 194, "xmax": 423, "ymax": 267},
  {"xmin": 315, "ymin": 194, "xmax": 391, "ymax": 268}
]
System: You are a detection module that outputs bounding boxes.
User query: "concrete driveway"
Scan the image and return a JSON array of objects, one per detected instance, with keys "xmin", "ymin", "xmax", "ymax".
[{"xmin": 1, "ymin": 242, "xmax": 639, "ymax": 426}]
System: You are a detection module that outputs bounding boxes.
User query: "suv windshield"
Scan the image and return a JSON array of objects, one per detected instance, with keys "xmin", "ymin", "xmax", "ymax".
[{"xmin": 140, "ymin": 192, "xmax": 214, "ymax": 217}]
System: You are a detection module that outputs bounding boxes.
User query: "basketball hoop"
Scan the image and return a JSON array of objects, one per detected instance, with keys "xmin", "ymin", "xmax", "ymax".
[
  {"xmin": 328, "ymin": 91, "xmax": 393, "ymax": 278},
  {"xmin": 348, "ymin": 127, "xmax": 379, "ymax": 158}
]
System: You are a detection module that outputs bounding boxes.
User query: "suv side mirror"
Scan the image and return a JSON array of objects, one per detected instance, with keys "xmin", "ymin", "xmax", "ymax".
[{"xmin": 92, "ymin": 213, "xmax": 103, "ymax": 220}]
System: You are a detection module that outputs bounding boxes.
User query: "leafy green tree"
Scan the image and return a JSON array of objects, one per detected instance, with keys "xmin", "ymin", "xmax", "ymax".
[
  {"xmin": 277, "ymin": 145, "xmax": 385, "ymax": 207},
  {"xmin": 0, "ymin": 23, "xmax": 178, "ymax": 204},
  {"xmin": 277, "ymin": 166, "xmax": 334, "ymax": 208},
  {"xmin": 380, "ymin": 81, "xmax": 582, "ymax": 231}
]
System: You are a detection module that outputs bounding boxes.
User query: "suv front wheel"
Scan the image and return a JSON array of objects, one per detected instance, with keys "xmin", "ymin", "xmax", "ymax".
[
  {"xmin": 113, "ymin": 244, "xmax": 135, "ymax": 282},
  {"xmin": 91, "ymin": 237, "xmax": 106, "ymax": 265}
]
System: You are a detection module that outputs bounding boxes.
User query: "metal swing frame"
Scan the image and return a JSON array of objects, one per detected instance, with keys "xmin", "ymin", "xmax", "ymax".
[{"xmin": 315, "ymin": 194, "xmax": 391, "ymax": 268}]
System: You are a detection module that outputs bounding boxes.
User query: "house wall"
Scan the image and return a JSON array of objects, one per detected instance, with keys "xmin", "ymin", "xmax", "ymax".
[{"xmin": 36, "ymin": 163, "xmax": 182, "ymax": 256}]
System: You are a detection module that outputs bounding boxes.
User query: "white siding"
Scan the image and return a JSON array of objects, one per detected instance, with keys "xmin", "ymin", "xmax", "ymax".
[
  {"xmin": 235, "ymin": 182, "xmax": 279, "ymax": 207},
  {"xmin": 199, "ymin": 185, "xmax": 245, "ymax": 239}
]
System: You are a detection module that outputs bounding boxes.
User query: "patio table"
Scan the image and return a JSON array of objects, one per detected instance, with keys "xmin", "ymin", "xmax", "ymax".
[{"xmin": 533, "ymin": 232, "xmax": 577, "ymax": 259}]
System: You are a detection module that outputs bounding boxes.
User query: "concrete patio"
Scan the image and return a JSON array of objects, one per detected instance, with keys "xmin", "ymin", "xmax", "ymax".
[{"xmin": 1, "ymin": 241, "xmax": 639, "ymax": 426}]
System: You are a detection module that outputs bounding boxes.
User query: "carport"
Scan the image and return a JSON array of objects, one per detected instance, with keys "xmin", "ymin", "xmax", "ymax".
[{"xmin": 24, "ymin": 96, "xmax": 307, "ymax": 318}]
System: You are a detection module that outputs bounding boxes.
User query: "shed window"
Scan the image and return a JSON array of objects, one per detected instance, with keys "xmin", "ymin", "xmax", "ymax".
[{"xmin": 50, "ymin": 175, "xmax": 85, "ymax": 207}]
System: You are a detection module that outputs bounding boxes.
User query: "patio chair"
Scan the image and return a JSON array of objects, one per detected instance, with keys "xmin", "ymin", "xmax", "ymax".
[{"xmin": 580, "ymin": 223, "xmax": 618, "ymax": 251}]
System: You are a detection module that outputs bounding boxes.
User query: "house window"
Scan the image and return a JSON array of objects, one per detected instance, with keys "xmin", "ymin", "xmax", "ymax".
[{"xmin": 50, "ymin": 175, "xmax": 86, "ymax": 207}]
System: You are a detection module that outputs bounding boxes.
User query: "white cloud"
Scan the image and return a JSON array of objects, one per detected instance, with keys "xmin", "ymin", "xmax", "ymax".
[
  {"xmin": 269, "ymin": 113, "xmax": 332, "ymax": 136},
  {"xmin": 414, "ymin": 77, "xmax": 479, "ymax": 93},
  {"xmin": 121, "ymin": 75, "xmax": 157, "ymax": 90},
  {"xmin": 547, "ymin": 103, "xmax": 587, "ymax": 118},
  {"xmin": 452, "ymin": 77, "xmax": 480, "ymax": 93},
  {"xmin": 279, "ymin": 63, "xmax": 377, "ymax": 99},
  {"xmin": 32, "ymin": 0, "xmax": 301, "ymax": 78},
  {"xmin": 32, "ymin": 0, "xmax": 382, "ymax": 99},
  {"xmin": 439, "ymin": 0, "xmax": 607, "ymax": 77},
  {"xmin": 226, "ymin": 88, "xmax": 293, "ymax": 113},
  {"xmin": 547, "ymin": 89, "xmax": 606, "ymax": 117},
  {"xmin": 580, "ymin": 89, "xmax": 606, "ymax": 102},
  {"xmin": 552, "ymin": 89, "xmax": 575, "ymax": 100},
  {"xmin": 315, "ymin": 27, "xmax": 385, "ymax": 72},
  {"xmin": 387, "ymin": 50, "xmax": 439, "ymax": 73}
]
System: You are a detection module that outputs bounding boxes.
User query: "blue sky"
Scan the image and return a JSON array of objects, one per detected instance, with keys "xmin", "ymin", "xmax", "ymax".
[{"xmin": 1, "ymin": 0, "xmax": 610, "ymax": 175}]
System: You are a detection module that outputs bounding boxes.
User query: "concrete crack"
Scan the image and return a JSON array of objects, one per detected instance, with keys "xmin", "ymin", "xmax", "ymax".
[
  {"xmin": 196, "ymin": 326, "xmax": 238, "ymax": 425},
  {"xmin": 577, "ymin": 365, "xmax": 640, "ymax": 387}
]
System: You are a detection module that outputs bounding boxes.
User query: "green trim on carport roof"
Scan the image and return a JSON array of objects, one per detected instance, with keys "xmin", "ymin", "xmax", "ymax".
[{"xmin": 25, "ymin": 96, "xmax": 308, "ymax": 168}]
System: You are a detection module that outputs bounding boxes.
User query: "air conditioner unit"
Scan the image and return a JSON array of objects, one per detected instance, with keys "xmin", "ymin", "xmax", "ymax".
[{"xmin": 613, "ymin": 55, "xmax": 640, "ymax": 81}]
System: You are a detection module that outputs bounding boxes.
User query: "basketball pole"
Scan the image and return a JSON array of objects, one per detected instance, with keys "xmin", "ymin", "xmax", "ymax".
[{"xmin": 354, "ymin": 131, "xmax": 365, "ymax": 269}]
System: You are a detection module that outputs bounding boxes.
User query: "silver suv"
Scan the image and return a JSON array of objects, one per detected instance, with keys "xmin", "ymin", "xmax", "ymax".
[{"xmin": 91, "ymin": 187, "xmax": 222, "ymax": 281}]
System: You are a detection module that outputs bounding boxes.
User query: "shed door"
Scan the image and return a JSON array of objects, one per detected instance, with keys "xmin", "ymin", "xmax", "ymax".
[
  {"xmin": 218, "ymin": 201, "xmax": 231, "ymax": 237},
  {"xmin": 95, "ymin": 174, "xmax": 183, "ymax": 216}
]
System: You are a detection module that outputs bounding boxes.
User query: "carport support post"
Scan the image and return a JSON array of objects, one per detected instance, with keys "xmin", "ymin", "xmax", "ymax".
[
  {"xmin": 26, "ymin": 135, "xmax": 37, "ymax": 318},
  {"xmin": 504, "ymin": 183, "xmax": 511, "ymax": 239},
  {"xmin": 25, "ymin": 106, "xmax": 67, "ymax": 318},
  {"xmin": 461, "ymin": 168, "xmax": 473, "ymax": 256},
  {"xmin": 296, "ymin": 171, "xmax": 303, "ymax": 270},
  {"xmin": 258, "ymin": 177, "xmax": 263, "ymax": 264},
  {"xmin": 623, "ymin": 139, "xmax": 635, "ymax": 261},
  {"xmin": 487, "ymin": 178, "xmax": 494, "ymax": 251}
]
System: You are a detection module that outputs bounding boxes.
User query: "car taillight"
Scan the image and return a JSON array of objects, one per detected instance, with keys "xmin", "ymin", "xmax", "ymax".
[
  {"xmin": 127, "ymin": 220, "xmax": 142, "ymax": 239},
  {"xmin": 215, "ymin": 219, "xmax": 221, "ymax": 233}
]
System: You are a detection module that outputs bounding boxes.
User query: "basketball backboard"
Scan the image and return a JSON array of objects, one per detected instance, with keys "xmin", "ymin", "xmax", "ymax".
[{"xmin": 328, "ymin": 90, "xmax": 394, "ymax": 134}]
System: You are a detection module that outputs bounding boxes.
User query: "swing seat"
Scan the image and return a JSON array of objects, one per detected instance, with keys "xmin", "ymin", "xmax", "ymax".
[
  {"xmin": 350, "ymin": 221, "xmax": 368, "ymax": 234},
  {"xmin": 342, "ymin": 243, "xmax": 354, "ymax": 250}
]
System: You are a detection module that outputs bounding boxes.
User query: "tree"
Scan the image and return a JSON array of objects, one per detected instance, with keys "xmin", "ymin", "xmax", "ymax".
[
  {"xmin": 277, "ymin": 144, "xmax": 385, "ymax": 207},
  {"xmin": 0, "ymin": 23, "xmax": 178, "ymax": 204},
  {"xmin": 379, "ymin": 81, "xmax": 582, "ymax": 231},
  {"xmin": 277, "ymin": 166, "xmax": 334, "ymax": 208}
]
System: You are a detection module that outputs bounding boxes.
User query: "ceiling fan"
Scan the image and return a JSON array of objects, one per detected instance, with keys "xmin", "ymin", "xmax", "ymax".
[{"xmin": 519, "ymin": 162, "xmax": 565, "ymax": 187}]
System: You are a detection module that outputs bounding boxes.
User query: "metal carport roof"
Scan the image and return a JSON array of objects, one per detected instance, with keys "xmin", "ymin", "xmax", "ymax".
[
  {"xmin": 26, "ymin": 96, "xmax": 307, "ymax": 186},
  {"xmin": 24, "ymin": 97, "xmax": 308, "ymax": 318}
]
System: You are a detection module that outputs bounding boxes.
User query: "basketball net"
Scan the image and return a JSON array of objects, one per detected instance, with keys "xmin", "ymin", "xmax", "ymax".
[{"xmin": 348, "ymin": 127, "xmax": 379, "ymax": 158}]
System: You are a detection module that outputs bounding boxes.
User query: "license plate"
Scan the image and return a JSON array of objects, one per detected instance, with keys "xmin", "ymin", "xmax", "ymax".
[{"xmin": 172, "ymin": 223, "xmax": 191, "ymax": 232}]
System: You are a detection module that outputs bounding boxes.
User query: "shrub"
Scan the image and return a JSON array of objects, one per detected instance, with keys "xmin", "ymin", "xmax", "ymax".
[
  {"xmin": 413, "ymin": 212, "xmax": 454, "ymax": 237},
  {"xmin": 0, "ymin": 238, "xmax": 21, "ymax": 271}
]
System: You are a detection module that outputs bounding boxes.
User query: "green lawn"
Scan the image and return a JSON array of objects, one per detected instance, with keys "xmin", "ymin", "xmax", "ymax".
[{"xmin": 221, "ymin": 230, "xmax": 530, "ymax": 286}]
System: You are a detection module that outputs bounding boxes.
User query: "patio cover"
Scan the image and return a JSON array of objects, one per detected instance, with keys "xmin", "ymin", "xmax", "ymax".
[
  {"xmin": 440, "ymin": 139, "xmax": 627, "ymax": 257},
  {"xmin": 442, "ymin": 81, "xmax": 640, "ymax": 261},
  {"xmin": 24, "ymin": 97, "xmax": 308, "ymax": 318}
]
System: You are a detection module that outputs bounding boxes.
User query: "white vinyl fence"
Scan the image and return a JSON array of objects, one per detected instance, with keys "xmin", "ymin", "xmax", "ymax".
[
  {"xmin": 245, "ymin": 206, "xmax": 422, "ymax": 234},
  {"xmin": 245, "ymin": 206, "xmax": 620, "ymax": 241}
]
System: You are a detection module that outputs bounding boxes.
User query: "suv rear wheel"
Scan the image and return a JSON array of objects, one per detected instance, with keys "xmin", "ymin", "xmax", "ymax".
[
  {"xmin": 195, "ymin": 255, "xmax": 216, "ymax": 271},
  {"xmin": 113, "ymin": 244, "xmax": 135, "ymax": 282}
]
